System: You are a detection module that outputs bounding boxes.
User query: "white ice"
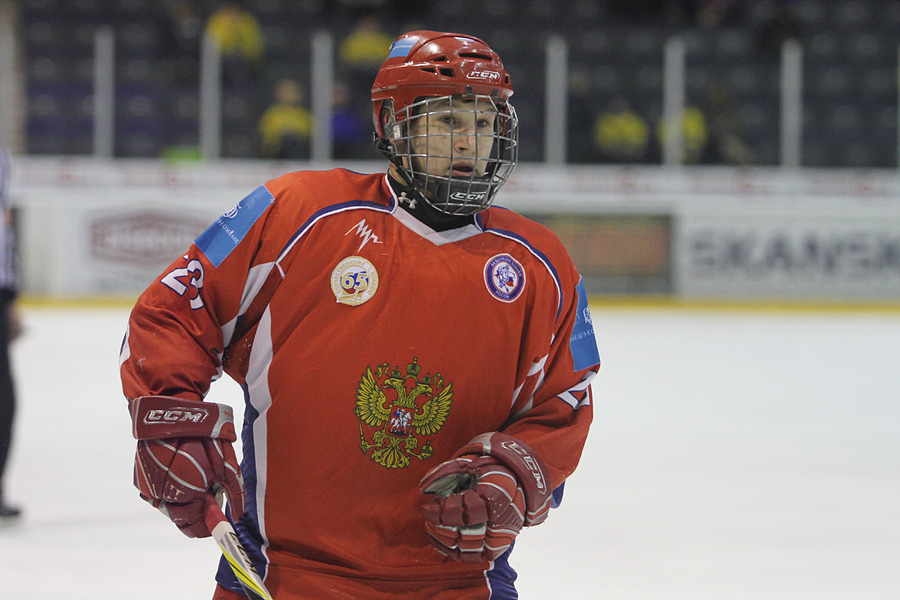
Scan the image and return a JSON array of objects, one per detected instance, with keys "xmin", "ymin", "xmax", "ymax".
[{"xmin": 1, "ymin": 305, "xmax": 899, "ymax": 599}]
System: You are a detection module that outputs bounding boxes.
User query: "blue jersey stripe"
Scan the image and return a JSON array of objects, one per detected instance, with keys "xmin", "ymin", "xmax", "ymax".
[
  {"xmin": 276, "ymin": 199, "xmax": 394, "ymax": 264},
  {"xmin": 215, "ymin": 384, "xmax": 269, "ymax": 593},
  {"xmin": 486, "ymin": 544, "xmax": 519, "ymax": 599}
]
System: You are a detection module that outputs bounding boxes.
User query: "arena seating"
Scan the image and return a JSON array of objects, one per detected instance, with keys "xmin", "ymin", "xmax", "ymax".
[{"xmin": 18, "ymin": 0, "xmax": 900, "ymax": 167}]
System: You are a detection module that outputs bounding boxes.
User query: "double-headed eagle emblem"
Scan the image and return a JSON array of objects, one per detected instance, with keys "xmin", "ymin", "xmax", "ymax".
[{"xmin": 354, "ymin": 357, "xmax": 454, "ymax": 469}]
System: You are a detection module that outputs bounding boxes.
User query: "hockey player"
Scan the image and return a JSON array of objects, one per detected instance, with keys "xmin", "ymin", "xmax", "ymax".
[{"xmin": 121, "ymin": 30, "xmax": 600, "ymax": 599}]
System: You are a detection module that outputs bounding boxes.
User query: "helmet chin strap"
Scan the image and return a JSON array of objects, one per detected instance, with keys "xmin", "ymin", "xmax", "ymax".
[
  {"xmin": 381, "ymin": 141, "xmax": 441, "ymax": 214},
  {"xmin": 384, "ymin": 157, "xmax": 426, "ymax": 203}
]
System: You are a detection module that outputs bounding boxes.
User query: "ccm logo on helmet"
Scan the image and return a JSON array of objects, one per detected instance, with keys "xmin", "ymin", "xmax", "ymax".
[
  {"xmin": 143, "ymin": 408, "xmax": 209, "ymax": 425},
  {"xmin": 450, "ymin": 191, "xmax": 487, "ymax": 201},
  {"xmin": 467, "ymin": 69, "xmax": 501, "ymax": 82}
]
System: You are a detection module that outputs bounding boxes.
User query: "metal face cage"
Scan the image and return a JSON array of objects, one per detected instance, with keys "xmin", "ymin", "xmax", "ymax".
[{"xmin": 387, "ymin": 94, "xmax": 519, "ymax": 216}]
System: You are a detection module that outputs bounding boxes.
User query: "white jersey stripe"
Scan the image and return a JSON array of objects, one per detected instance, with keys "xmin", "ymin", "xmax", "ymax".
[
  {"xmin": 556, "ymin": 371, "xmax": 597, "ymax": 409},
  {"xmin": 244, "ymin": 306, "xmax": 276, "ymax": 575}
]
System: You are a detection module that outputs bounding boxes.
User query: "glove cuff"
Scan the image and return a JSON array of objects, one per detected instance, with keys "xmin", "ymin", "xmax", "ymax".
[
  {"xmin": 454, "ymin": 432, "xmax": 551, "ymax": 526},
  {"xmin": 129, "ymin": 395, "xmax": 236, "ymax": 441}
]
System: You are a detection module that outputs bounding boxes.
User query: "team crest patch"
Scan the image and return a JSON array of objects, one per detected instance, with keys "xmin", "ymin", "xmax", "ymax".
[
  {"xmin": 331, "ymin": 256, "xmax": 379, "ymax": 306},
  {"xmin": 484, "ymin": 254, "xmax": 526, "ymax": 302},
  {"xmin": 354, "ymin": 358, "xmax": 454, "ymax": 469}
]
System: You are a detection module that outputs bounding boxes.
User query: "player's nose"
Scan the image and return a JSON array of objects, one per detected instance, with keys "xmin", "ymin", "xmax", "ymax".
[{"xmin": 453, "ymin": 129, "xmax": 478, "ymax": 153}]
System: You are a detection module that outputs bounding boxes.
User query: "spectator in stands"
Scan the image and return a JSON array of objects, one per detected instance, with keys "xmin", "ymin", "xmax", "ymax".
[
  {"xmin": 0, "ymin": 146, "xmax": 22, "ymax": 521},
  {"xmin": 157, "ymin": 0, "xmax": 203, "ymax": 83},
  {"xmin": 695, "ymin": 0, "xmax": 742, "ymax": 28},
  {"xmin": 566, "ymin": 68, "xmax": 597, "ymax": 163},
  {"xmin": 258, "ymin": 79, "xmax": 313, "ymax": 159},
  {"xmin": 205, "ymin": 0, "xmax": 264, "ymax": 87},
  {"xmin": 337, "ymin": 15, "xmax": 394, "ymax": 140},
  {"xmin": 593, "ymin": 96, "xmax": 651, "ymax": 163},
  {"xmin": 656, "ymin": 106, "xmax": 708, "ymax": 164},
  {"xmin": 338, "ymin": 15, "xmax": 394, "ymax": 93},
  {"xmin": 331, "ymin": 80, "xmax": 375, "ymax": 159},
  {"xmin": 339, "ymin": 15, "xmax": 393, "ymax": 71},
  {"xmin": 701, "ymin": 80, "xmax": 755, "ymax": 165}
]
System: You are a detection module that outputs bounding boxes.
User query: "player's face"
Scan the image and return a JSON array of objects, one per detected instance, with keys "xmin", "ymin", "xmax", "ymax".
[{"xmin": 408, "ymin": 97, "xmax": 498, "ymax": 179}]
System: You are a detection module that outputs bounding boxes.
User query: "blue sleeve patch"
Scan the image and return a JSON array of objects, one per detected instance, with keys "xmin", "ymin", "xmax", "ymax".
[
  {"xmin": 195, "ymin": 186, "xmax": 274, "ymax": 268},
  {"xmin": 570, "ymin": 278, "xmax": 601, "ymax": 371}
]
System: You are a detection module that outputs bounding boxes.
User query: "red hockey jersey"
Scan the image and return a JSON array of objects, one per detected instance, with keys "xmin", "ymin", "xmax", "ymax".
[{"xmin": 120, "ymin": 169, "xmax": 599, "ymax": 599}]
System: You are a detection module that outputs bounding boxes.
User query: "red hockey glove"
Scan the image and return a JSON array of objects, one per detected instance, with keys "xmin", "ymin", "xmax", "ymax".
[
  {"xmin": 129, "ymin": 395, "xmax": 245, "ymax": 538},
  {"xmin": 419, "ymin": 432, "xmax": 551, "ymax": 563}
]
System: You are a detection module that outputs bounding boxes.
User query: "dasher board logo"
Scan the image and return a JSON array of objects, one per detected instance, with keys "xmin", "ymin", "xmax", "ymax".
[
  {"xmin": 484, "ymin": 254, "xmax": 526, "ymax": 302},
  {"xmin": 331, "ymin": 256, "xmax": 379, "ymax": 306},
  {"xmin": 91, "ymin": 210, "xmax": 209, "ymax": 267}
]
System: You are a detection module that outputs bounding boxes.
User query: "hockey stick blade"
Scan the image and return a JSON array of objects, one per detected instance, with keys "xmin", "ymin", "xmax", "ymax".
[{"xmin": 204, "ymin": 500, "xmax": 274, "ymax": 600}]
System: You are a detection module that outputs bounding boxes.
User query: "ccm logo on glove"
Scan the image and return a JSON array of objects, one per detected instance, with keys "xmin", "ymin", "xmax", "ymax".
[
  {"xmin": 500, "ymin": 440, "xmax": 546, "ymax": 493},
  {"xmin": 143, "ymin": 407, "xmax": 209, "ymax": 424}
]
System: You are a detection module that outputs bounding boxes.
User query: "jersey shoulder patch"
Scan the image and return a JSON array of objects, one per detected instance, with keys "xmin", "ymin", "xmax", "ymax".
[
  {"xmin": 570, "ymin": 278, "xmax": 600, "ymax": 371},
  {"xmin": 195, "ymin": 186, "xmax": 274, "ymax": 267}
]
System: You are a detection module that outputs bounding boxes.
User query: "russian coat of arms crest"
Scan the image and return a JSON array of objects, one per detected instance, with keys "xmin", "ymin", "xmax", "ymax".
[{"xmin": 354, "ymin": 357, "xmax": 454, "ymax": 469}]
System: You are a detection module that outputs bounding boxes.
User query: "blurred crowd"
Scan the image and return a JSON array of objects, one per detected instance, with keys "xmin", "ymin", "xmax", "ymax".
[
  {"xmin": 156, "ymin": 0, "xmax": 400, "ymax": 160},
  {"xmin": 15, "ymin": 0, "xmax": 890, "ymax": 166},
  {"xmin": 156, "ymin": 0, "xmax": 803, "ymax": 164}
]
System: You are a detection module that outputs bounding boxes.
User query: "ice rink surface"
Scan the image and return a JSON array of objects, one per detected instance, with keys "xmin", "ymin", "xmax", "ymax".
[{"xmin": 1, "ymin": 304, "xmax": 899, "ymax": 599}]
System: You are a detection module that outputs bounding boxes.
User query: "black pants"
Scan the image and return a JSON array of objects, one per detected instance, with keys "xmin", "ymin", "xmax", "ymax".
[{"xmin": 0, "ymin": 299, "xmax": 15, "ymax": 499}]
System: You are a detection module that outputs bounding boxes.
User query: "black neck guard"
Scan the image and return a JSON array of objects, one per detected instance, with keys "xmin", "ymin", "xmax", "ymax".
[{"xmin": 387, "ymin": 173, "xmax": 476, "ymax": 232}]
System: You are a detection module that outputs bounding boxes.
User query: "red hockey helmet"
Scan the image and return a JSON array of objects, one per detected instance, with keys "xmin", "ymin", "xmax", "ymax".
[
  {"xmin": 371, "ymin": 31, "xmax": 519, "ymax": 215},
  {"xmin": 372, "ymin": 31, "xmax": 514, "ymax": 140}
]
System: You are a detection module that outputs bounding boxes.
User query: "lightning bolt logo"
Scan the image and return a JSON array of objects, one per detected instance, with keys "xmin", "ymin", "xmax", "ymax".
[{"xmin": 345, "ymin": 219, "xmax": 384, "ymax": 252}]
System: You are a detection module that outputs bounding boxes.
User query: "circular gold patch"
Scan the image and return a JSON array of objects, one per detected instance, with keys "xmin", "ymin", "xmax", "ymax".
[{"xmin": 331, "ymin": 256, "xmax": 379, "ymax": 306}]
